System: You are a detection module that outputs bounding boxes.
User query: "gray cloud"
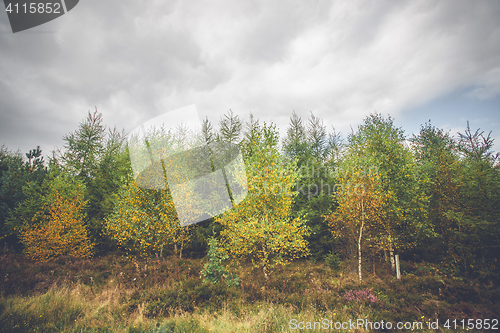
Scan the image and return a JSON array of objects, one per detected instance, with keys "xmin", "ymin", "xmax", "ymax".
[{"xmin": 0, "ymin": 0, "xmax": 499, "ymax": 157}]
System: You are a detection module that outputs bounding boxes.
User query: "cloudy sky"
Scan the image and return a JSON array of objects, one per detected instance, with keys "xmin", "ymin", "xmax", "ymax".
[{"xmin": 1, "ymin": 0, "xmax": 500, "ymax": 159}]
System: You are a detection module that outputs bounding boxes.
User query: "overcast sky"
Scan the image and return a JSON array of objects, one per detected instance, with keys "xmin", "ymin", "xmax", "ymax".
[{"xmin": 1, "ymin": 0, "xmax": 500, "ymax": 159}]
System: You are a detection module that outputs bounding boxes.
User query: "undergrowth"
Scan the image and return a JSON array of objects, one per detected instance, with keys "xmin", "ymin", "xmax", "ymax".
[{"xmin": 0, "ymin": 254, "xmax": 498, "ymax": 332}]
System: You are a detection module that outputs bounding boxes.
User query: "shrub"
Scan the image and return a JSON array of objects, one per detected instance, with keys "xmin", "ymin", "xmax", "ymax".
[
  {"xmin": 201, "ymin": 238, "xmax": 239, "ymax": 287},
  {"xmin": 343, "ymin": 289, "xmax": 378, "ymax": 304},
  {"xmin": 18, "ymin": 190, "xmax": 93, "ymax": 262},
  {"xmin": 324, "ymin": 251, "xmax": 342, "ymax": 270}
]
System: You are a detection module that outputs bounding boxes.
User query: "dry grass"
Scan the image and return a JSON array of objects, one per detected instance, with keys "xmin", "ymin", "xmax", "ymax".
[{"xmin": 0, "ymin": 254, "xmax": 498, "ymax": 332}]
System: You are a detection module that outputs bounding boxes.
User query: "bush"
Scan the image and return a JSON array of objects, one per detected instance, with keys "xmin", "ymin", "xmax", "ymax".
[
  {"xmin": 19, "ymin": 190, "xmax": 93, "ymax": 262},
  {"xmin": 200, "ymin": 238, "xmax": 239, "ymax": 287},
  {"xmin": 324, "ymin": 251, "xmax": 342, "ymax": 270}
]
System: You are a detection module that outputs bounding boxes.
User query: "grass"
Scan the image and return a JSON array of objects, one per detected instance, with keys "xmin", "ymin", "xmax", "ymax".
[{"xmin": 0, "ymin": 253, "xmax": 498, "ymax": 332}]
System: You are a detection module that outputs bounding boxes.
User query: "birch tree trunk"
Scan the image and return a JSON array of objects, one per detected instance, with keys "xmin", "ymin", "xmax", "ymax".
[
  {"xmin": 388, "ymin": 231, "xmax": 395, "ymax": 271},
  {"xmin": 358, "ymin": 198, "xmax": 365, "ymax": 282},
  {"xmin": 262, "ymin": 243, "xmax": 269, "ymax": 284},
  {"xmin": 389, "ymin": 246, "xmax": 395, "ymax": 271}
]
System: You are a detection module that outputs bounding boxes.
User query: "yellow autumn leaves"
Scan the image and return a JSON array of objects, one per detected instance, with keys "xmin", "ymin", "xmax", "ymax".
[
  {"xmin": 19, "ymin": 189, "xmax": 94, "ymax": 262},
  {"xmin": 105, "ymin": 181, "xmax": 189, "ymax": 257},
  {"xmin": 216, "ymin": 124, "xmax": 310, "ymax": 279}
]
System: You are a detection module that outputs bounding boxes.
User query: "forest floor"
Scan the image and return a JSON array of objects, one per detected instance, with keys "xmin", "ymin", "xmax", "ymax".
[{"xmin": 0, "ymin": 253, "xmax": 498, "ymax": 332}]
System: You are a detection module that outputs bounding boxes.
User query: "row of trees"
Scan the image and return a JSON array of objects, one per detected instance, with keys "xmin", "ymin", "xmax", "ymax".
[
  {"xmin": 0, "ymin": 109, "xmax": 498, "ymax": 283},
  {"xmin": 0, "ymin": 110, "xmax": 130, "ymax": 259}
]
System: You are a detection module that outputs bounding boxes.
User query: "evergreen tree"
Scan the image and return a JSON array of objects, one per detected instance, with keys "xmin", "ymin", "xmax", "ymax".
[
  {"xmin": 282, "ymin": 111, "xmax": 309, "ymax": 166},
  {"xmin": 283, "ymin": 112, "xmax": 338, "ymax": 260},
  {"xmin": 1, "ymin": 146, "xmax": 47, "ymax": 248},
  {"xmin": 201, "ymin": 237, "xmax": 239, "ymax": 286},
  {"xmin": 219, "ymin": 110, "xmax": 242, "ymax": 145},
  {"xmin": 241, "ymin": 112, "xmax": 260, "ymax": 159},
  {"xmin": 59, "ymin": 110, "xmax": 128, "ymax": 252},
  {"xmin": 450, "ymin": 123, "xmax": 500, "ymax": 279},
  {"xmin": 410, "ymin": 122, "xmax": 459, "ymax": 263},
  {"xmin": 307, "ymin": 111, "xmax": 328, "ymax": 163}
]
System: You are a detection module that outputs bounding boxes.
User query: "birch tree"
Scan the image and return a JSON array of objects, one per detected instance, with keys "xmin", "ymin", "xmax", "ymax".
[
  {"xmin": 105, "ymin": 181, "xmax": 191, "ymax": 258},
  {"xmin": 346, "ymin": 114, "xmax": 429, "ymax": 271},
  {"xmin": 325, "ymin": 154, "xmax": 384, "ymax": 281},
  {"xmin": 216, "ymin": 122, "xmax": 310, "ymax": 282}
]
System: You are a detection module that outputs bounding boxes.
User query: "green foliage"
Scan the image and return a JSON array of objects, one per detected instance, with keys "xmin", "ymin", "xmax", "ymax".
[
  {"xmin": 4, "ymin": 172, "xmax": 94, "ymax": 261},
  {"xmin": 6, "ymin": 173, "xmax": 84, "ymax": 235},
  {"xmin": 201, "ymin": 238, "xmax": 239, "ymax": 286},
  {"xmin": 411, "ymin": 121, "xmax": 500, "ymax": 280},
  {"xmin": 105, "ymin": 181, "xmax": 190, "ymax": 258},
  {"xmin": 282, "ymin": 111, "xmax": 310, "ymax": 165},
  {"xmin": 283, "ymin": 112, "xmax": 339, "ymax": 260},
  {"xmin": 297, "ymin": 191, "xmax": 336, "ymax": 260},
  {"xmin": 444, "ymin": 123, "xmax": 500, "ymax": 278},
  {"xmin": 410, "ymin": 122, "xmax": 458, "ymax": 262},
  {"xmin": 217, "ymin": 122, "xmax": 310, "ymax": 281},
  {"xmin": 218, "ymin": 110, "xmax": 243, "ymax": 145},
  {"xmin": 325, "ymin": 149, "xmax": 385, "ymax": 281},
  {"xmin": 0, "ymin": 146, "xmax": 47, "ymax": 245},
  {"xmin": 348, "ymin": 113, "xmax": 431, "ymax": 254},
  {"xmin": 1, "ymin": 108, "xmax": 499, "ymax": 289},
  {"xmin": 240, "ymin": 113, "xmax": 261, "ymax": 159},
  {"xmin": 324, "ymin": 251, "xmax": 342, "ymax": 270},
  {"xmin": 306, "ymin": 111, "xmax": 328, "ymax": 162},
  {"xmin": 59, "ymin": 109, "xmax": 129, "ymax": 252}
]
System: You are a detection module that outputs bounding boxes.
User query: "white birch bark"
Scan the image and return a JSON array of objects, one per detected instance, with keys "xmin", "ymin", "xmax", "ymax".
[{"xmin": 358, "ymin": 198, "xmax": 365, "ymax": 282}]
